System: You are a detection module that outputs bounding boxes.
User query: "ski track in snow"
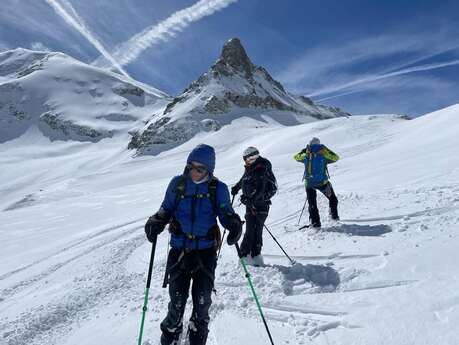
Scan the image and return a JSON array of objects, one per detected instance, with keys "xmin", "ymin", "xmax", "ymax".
[
  {"xmin": 0, "ymin": 221, "xmax": 147, "ymax": 304},
  {"xmin": 264, "ymin": 252, "xmax": 379, "ymax": 261},
  {"xmin": 0, "ymin": 231, "xmax": 151, "ymax": 345},
  {"xmin": 0, "ymin": 218, "xmax": 143, "ymax": 282},
  {"xmin": 340, "ymin": 279, "xmax": 418, "ymax": 293},
  {"xmin": 341, "ymin": 205, "xmax": 459, "ymax": 223}
]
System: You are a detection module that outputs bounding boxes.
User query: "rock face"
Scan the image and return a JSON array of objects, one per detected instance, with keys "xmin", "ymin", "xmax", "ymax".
[
  {"xmin": 38, "ymin": 112, "xmax": 114, "ymax": 142},
  {"xmin": 130, "ymin": 38, "xmax": 350, "ymax": 154},
  {"xmin": 0, "ymin": 48, "xmax": 168, "ymax": 144}
]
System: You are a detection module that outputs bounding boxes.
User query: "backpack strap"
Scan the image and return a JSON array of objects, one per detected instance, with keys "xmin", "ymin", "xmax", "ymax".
[
  {"xmin": 174, "ymin": 175, "xmax": 188, "ymax": 209},
  {"xmin": 174, "ymin": 175, "xmax": 219, "ymax": 213},
  {"xmin": 307, "ymin": 150, "xmax": 313, "ymax": 177},
  {"xmin": 171, "ymin": 175, "xmax": 220, "ymax": 247},
  {"xmin": 208, "ymin": 176, "xmax": 219, "ymax": 215}
]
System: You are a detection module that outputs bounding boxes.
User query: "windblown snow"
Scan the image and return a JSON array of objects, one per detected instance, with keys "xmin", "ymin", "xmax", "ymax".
[{"xmin": 1, "ymin": 94, "xmax": 459, "ymax": 343}]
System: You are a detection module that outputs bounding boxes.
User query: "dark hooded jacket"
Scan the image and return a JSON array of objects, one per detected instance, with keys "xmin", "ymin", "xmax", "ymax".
[{"xmin": 234, "ymin": 156, "xmax": 274, "ymax": 207}]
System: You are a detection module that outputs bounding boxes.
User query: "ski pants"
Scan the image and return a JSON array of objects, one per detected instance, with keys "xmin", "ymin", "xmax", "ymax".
[
  {"xmin": 240, "ymin": 204, "xmax": 269, "ymax": 257},
  {"xmin": 306, "ymin": 182, "xmax": 339, "ymax": 227},
  {"xmin": 160, "ymin": 247, "xmax": 217, "ymax": 345}
]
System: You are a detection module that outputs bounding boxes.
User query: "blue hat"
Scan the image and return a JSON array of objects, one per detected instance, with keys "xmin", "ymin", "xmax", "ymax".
[{"xmin": 187, "ymin": 144, "xmax": 216, "ymax": 174}]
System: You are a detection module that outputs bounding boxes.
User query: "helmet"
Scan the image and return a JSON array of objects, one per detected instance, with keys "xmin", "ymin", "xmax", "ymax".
[
  {"xmin": 309, "ymin": 137, "xmax": 320, "ymax": 145},
  {"xmin": 243, "ymin": 146, "xmax": 259, "ymax": 160}
]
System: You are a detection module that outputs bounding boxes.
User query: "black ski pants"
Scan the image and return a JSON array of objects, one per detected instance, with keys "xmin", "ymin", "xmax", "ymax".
[
  {"xmin": 160, "ymin": 247, "xmax": 217, "ymax": 345},
  {"xmin": 240, "ymin": 204, "xmax": 269, "ymax": 257},
  {"xmin": 306, "ymin": 182, "xmax": 339, "ymax": 227}
]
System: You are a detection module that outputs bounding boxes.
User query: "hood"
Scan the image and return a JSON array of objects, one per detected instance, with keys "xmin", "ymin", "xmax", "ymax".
[
  {"xmin": 187, "ymin": 144, "xmax": 216, "ymax": 174},
  {"xmin": 309, "ymin": 144, "xmax": 324, "ymax": 153}
]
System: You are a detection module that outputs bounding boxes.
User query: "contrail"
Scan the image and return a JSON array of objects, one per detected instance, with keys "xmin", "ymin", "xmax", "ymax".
[
  {"xmin": 312, "ymin": 58, "xmax": 459, "ymax": 101},
  {"xmin": 97, "ymin": 0, "xmax": 238, "ymax": 67},
  {"xmin": 44, "ymin": 0, "xmax": 130, "ymax": 77}
]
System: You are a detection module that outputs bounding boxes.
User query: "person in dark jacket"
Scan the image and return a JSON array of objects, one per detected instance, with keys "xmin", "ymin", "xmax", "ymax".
[
  {"xmin": 294, "ymin": 137, "xmax": 339, "ymax": 228},
  {"xmin": 231, "ymin": 146, "xmax": 276, "ymax": 266},
  {"xmin": 144, "ymin": 144, "xmax": 243, "ymax": 345}
]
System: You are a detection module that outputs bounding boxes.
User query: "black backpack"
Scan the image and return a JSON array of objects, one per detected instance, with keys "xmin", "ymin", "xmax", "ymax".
[{"xmin": 264, "ymin": 160, "xmax": 278, "ymax": 200}]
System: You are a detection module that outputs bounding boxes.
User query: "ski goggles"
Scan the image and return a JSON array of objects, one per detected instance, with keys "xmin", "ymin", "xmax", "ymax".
[
  {"xmin": 244, "ymin": 154, "xmax": 259, "ymax": 165},
  {"xmin": 187, "ymin": 162, "xmax": 208, "ymax": 174},
  {"xmin": 243, "ymin": 149, "xmax": 259, "ymax": 161}
]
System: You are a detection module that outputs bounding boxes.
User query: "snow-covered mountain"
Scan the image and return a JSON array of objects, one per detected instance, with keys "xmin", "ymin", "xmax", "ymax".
[
  {"xmin": 0, "ymin": 48, "xmax": 169, "ymax": 143},
  {"xmin": 128, "ymin": 38, "xmax": 350, "ymax": 154},
  {"xmin": 0, "ymin": 43, "xmax": 349, "ymax": 156},
  {"xmin": 1, "ymin": 101, "xmax": 459, "ymax": 344}
]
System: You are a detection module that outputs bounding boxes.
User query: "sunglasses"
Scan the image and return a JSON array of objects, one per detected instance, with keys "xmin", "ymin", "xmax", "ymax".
[
  {"xmin": 243, "ymin": 154, "xmax": 258, "ymax": 164},
  {"xmin": 187, "ymin": 163, "xmax": 208, "ymax": 174}
]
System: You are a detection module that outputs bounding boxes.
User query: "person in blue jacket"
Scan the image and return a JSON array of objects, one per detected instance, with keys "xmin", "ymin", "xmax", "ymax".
[
  {"xmin": 144, "ymin": 144, "xmax": 242, "ymax": 345},
  {"xmin": 294, "ymin": 137, "xmax": 340, "ymax": 228}
]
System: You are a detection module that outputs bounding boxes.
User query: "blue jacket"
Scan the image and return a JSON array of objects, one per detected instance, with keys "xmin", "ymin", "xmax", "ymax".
[
  {"xmin": 294, "ymin": 144, "xmax": 340, "ymax": 188},
  {"xmin": 160, "ymin": 144, "xmax": 234, "ymax": 250},
  {"xmin": 161, "ymin": 175, "xmax": 234, "ymax": 250}
]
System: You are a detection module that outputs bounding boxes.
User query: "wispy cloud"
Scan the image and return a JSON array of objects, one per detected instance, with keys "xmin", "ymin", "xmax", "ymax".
[
  {"xmin": 44, "ymin": 0, "xmax": 129, "ymax": 77},
  {"xmin": 277, "ymin": 30, "xmax": 459, "ymax": 100},
  {"xmin": 314, "ymin": 58, "xmax": 459, "ymax": 101},
  {"xmin": 30, "ymin": 42, "xmax": 51, "ymax": 52},
  {"xmin": 95, "ymin": 0, "xmax": 238, "ymax": 67},
  {"xmin": 326, "ymin": 73, "xmax": 457, "ymax": 116}
]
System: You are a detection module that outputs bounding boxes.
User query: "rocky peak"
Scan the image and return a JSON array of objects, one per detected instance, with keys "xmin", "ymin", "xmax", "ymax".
[
  {"xmin": 130, "ymin": 38, "xmax": 351, "ymax": 155},
  {"xmin": 213, "ymin": 38, "xmax": 253, "ymax": 78}
]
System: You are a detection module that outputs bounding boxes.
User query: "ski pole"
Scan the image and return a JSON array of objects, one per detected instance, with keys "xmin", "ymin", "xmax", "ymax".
[
  {"xmin": 250, "ymin": 207, "xmax": 296, "ymax": 265},
  {"xmin": 217, "ymin": 195, "xmax": 236, "ymax": 260},
  {"xmin": 296, "ymin": 196, "xmax": 307, "ymax": 226},
  {"xmin": 235, "ymin": 242, "xmax": 275, "ymax": 345},
  {"xmin": 262, "ymin": 222, "xmax": 296, "ymax": 265},
  {"xmin": 138, "ymin": 235, "xmax": 157, "ymax": 345}
]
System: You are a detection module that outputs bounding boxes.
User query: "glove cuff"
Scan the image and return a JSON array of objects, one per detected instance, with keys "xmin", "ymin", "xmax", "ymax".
[{"xmin": 155, "ymin": 207, "xmax": 171, "ymax": 223}]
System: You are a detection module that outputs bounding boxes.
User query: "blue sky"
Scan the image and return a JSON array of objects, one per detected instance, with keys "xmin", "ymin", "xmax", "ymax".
[{"xmin": 1, "ymin": 0, "xmax": 459, "ymax": 116}]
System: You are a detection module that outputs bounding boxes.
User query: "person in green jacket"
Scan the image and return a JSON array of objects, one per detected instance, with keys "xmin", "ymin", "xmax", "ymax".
[{"xmin": 294, "ymin": 137, "xmax": 339, "ymax": 228}]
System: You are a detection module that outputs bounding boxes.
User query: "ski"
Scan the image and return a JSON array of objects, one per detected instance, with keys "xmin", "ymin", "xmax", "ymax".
[{"xmin": 283, "ymin": 224, "xmax": 312, "ymax": 232}]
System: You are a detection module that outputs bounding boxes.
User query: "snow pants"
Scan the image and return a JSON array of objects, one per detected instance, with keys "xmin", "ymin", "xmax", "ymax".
[
  {"xmin": 160, "ymin": 247, "xmax": 217, "ymax": 345},
  {"xmin": 240, "ymin": 204, "xmax": 269, "ymax": 257},
  {"xmin": 306, "ymin": 182, "xmax": 339, "ymax": 227}
]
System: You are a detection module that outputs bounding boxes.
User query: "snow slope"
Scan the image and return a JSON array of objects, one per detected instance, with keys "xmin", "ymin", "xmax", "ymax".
[
  {"xmin": 0, "ymin": 48, "xmax": 169, "ymax": 144},
  {"xmin": 1, "ymin": 104, "xmax": 459, "ymax": 345}
]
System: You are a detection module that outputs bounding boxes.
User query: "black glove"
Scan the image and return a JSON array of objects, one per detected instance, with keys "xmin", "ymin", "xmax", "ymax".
[
  {"xmin": 300, "ymin": 146, "xmax": 309, "ymax": 154},
  {"xmin": 225, "ymin": 213, "xmax": 243, "ymax": 245},
  {"xmin": 145, "ymin": 209, "xmax": 170, "ymax": 242},
  {"xmin": 240, "ymin": 195, "xmax": 252, "ymax": 206},
  {"xmin": 231, "ymin": 185, "xmax": 240, "ymax": 196}
]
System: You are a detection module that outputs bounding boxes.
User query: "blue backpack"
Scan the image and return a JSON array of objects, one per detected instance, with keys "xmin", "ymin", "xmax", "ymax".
[{"xmin": 303, "ymin": 147, "xmax": 329, "ymax": 187}]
